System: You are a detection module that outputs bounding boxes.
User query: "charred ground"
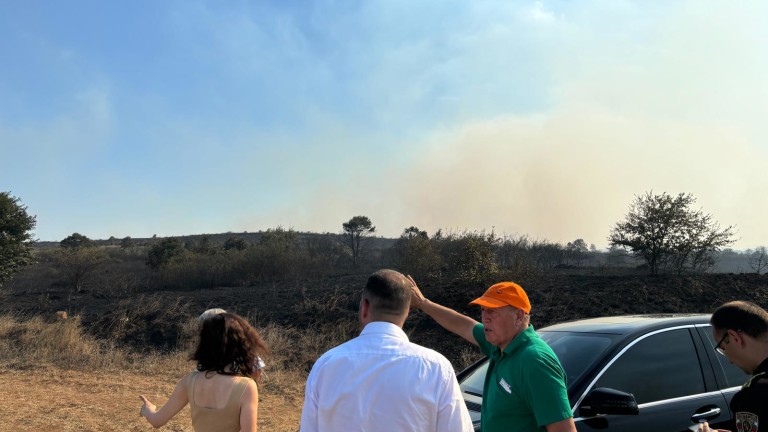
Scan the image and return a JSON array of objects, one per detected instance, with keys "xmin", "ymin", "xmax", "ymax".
[{"xmin": 2, "ymin": 269, "xmax": 767, "ymax": 369}]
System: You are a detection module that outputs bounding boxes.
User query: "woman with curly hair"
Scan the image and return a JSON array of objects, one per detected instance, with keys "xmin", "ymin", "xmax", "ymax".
[{"xmin": 139, "ymin": 312, "xmax": 270, "ymax": 431}]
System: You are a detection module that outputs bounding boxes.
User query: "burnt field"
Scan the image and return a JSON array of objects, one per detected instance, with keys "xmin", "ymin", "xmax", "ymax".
[{"xmin": 3, "ymin": 269, "xmax": 767, "ymax": 369}]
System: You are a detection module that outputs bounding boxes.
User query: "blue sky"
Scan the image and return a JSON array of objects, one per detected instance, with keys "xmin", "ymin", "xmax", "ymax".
[{"xmin": 2, "ymin": 1, "xmax": 767, "ymax": 249}]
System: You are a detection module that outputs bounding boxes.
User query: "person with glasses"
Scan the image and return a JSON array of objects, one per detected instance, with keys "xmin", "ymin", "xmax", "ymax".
[
  {"xmin": 300, "ymin": 269, "xmax": 473, "ymax": 432},
  {"xmin": 409, "ymin": 278, "xmax": 575, "ymax": 432},
  {"xmin": 698, "ymin": 300, "xmax": 768, "ymax": 432}
]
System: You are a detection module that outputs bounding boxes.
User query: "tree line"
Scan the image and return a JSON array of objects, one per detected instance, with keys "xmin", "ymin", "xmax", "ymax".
[{"xmin": 1, "ymin": 190, "xmax": 766, "ymax": 294}]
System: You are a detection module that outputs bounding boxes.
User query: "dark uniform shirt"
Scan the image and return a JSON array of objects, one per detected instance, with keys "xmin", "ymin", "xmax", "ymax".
[{"xmin": 730, "ymin": 357, "xmax": 768, "ymax": 432}]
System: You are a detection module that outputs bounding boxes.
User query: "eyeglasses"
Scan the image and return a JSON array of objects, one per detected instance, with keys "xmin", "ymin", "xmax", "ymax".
[
  {"xmin": 714, "ymin": 329, "xmax": 742, "ymax": 356},
  {"xmin": 714, "ymin": 332, "xmax": 729, "ymax": 356}
]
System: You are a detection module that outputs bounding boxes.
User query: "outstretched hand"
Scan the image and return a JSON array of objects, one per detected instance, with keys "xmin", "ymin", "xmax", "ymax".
[
  {"xmin": 139, "ymin": 395, "xmax": 156, "ymax": 418},
  {"xmin": 407, "ymin": 275, "xmax": 427, "ymax": 309}
]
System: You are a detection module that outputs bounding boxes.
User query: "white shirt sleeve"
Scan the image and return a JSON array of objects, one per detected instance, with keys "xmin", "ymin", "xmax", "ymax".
[
  {"xmin": 436, "ymin": 365, "xmax": 474, "ymax": 432},
  {"xmin": 299, "ymin": 365, "xmax": 320, "ymax": 432}
]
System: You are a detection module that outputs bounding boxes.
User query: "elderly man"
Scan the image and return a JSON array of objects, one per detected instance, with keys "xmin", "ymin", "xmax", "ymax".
[
  {"xmin": 300, "ymin": 269, "xmax": 473, "ymax": 432},
  {"xmin": 698, "ymin": 300, "xmax": 768, "ymax": 432},
  {"xmin": 409, "ymin": 277, "xmax": 576, "ymax": 432}
]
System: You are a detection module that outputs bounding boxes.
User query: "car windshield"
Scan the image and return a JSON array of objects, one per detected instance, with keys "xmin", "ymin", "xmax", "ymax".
[{"xmin": 460, "ymin": 331, "xmax": 615, "ymax": 396}]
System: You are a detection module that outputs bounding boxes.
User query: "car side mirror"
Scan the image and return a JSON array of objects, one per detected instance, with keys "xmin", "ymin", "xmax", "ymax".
[{"xmin": 579, "ymin": 387, "xmax": 639, "ymax": 417}]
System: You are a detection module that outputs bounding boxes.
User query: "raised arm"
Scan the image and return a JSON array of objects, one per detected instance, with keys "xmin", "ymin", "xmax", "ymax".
[
  {"xmin": 139, "ymin": 375, "xmax": 190, "ymax": 428},
  {"xmin": 408, "ymin": 275, "xmax": 479, "ymax": 346}
]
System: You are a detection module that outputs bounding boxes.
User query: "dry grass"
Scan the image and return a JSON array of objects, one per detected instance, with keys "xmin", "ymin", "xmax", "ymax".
[
  {"xmin": 0, "ymin": 313, "xmax": 317, "ymax": 432},
  {"xmin": 0, "ymin": 363, "xmax": 304, "ymax": 431}
]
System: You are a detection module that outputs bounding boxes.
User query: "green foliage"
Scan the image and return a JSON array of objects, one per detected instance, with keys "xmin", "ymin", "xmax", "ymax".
[
  {"xmin": 192, "ymin": 234, "xmax": 218, "ymax": 255},
  {"xmin": 609, "ymin": 192, "xmax": 736, "ymax": 274},
  {"xmin": 259, "ymin": 226, "xmax": 298, "ymax": 251},
  {"xmin": 120, "ymin": 236, "xmax": 134, "ymax": 250},
  {"xmin": 342, "ymin": 215, "xmax": 376, "ymax": 268},
  {"xmin": 393, "ymin": 227, "xmax": 443, "ymax": 281},
  {"xmin": 223, "ymin": 236, "xmax": 248, "ymax": 251},
  {"xmin": 146, "ymin": 237, "xmax": 187, "ymax": 269},
  {"xmin": 435, "ymin": 230, "xmax": 500, "ymax": 285},
  {"xmin": 60, "ymin": 233, "xmax": 93, "ymax": 250},
  {"xmin": 0, "ymin": 192, "xmax": 37, "ymax": 287}
]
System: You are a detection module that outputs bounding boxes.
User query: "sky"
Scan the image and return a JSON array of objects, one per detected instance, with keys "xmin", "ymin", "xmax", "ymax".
[{"xmin": 1, "ymin": 0, "xmax": 767, "ymax": 249}]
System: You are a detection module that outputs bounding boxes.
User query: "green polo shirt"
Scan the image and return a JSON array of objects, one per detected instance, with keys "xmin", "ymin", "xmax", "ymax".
[{"xmin": 473, "ymin": 323, "xmax": 572, "ymax": 432}]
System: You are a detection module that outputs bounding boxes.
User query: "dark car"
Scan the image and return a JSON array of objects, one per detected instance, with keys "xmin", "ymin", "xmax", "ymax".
[{"xmin": 457, "ymin": 314, "xmax": 749, "ymax": 432}]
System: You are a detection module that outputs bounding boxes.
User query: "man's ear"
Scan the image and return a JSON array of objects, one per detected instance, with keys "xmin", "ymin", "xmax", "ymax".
[
  {"xmin": 360, "ymin": 297, "xmax": 370, "ymax": 320},
  {"xmin": 729, "ymin": 329, "xmax": 746, "ymax": 347}
]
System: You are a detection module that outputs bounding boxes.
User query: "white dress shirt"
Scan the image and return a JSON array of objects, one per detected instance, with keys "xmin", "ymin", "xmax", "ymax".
[{"xmin": 300, "ymin": 321, "xmax": 473, "ymax": 432}]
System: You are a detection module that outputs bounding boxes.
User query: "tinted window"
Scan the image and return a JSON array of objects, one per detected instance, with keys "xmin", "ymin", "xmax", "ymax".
[
  {"xmin": 594, "ymin": 328, "xmax": 705, "ymax": 404},
  {"xmin": 701, "ymin": 326, "xmax": 750, "ymax": 388},
  {"xmin": 539, "ymin": 332, "xmax": 615, "ymax": 385},
  {"xmin": 460, "ymin": 361, "xmax": 488, "ymax": 395},
  {"xmin": 459, "ymin": 332, "xmax": 614, "ymax": 395}
]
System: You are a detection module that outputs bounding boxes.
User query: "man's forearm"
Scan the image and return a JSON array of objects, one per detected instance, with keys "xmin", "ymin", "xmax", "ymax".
[{"xmin": 418, "ymin": 299, "xmax": 479, "ymax": 346}]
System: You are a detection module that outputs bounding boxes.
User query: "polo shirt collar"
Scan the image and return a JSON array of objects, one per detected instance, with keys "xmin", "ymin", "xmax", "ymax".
[
  {"xmin": 360, "ymin": 321, "xmax": 409, "ymax": 341},
  {"xmin": 501, "ymin": 324, "xmax": 536, "ymax": 357}
]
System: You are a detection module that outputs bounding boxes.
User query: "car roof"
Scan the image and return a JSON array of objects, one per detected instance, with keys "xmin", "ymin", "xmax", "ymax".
[{"xmin": 539, "ymin": 314, "xmax": 711, "ymax": 335}]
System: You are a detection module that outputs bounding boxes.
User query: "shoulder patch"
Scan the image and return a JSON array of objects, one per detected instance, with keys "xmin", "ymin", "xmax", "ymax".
[{"xmin": 735, "ymin": 411, "xmax": 758, "ymax": 432}]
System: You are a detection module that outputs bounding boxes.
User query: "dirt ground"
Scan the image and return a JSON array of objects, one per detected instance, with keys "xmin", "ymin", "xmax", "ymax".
[{"xmin": 0, "ymin": 367, "xmax": 303, "ymax": 432}]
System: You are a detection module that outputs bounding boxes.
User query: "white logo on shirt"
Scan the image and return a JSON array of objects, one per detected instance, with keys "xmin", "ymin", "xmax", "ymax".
[{"xmin": 499, "ymin": 378, "xmax": 512, "ymax": 394}]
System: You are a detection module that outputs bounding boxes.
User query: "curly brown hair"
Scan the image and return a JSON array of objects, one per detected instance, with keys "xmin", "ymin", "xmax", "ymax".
[{"xmin": 190, "ymin": 312, "xmax": 270, "ymax": 377}]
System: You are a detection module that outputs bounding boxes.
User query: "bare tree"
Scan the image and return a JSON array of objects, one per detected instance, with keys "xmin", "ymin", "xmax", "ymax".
[
  {"xmin": 750, "ymin": 246, "xmax": 768, "ymax": 275},
  {"xmin": 55, "ymin": 247, "xmax": 108, "ymax": 293}
]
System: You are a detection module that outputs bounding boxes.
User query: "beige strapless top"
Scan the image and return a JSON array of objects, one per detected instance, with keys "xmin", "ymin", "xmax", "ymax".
[{"xmin": 187, "ymin": 371, "xmax": 250, "ymax": 432}]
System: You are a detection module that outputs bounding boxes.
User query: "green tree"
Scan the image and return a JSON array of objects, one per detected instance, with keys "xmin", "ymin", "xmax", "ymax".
[
  {"xmin": 342, "ymin": 216, "xmax": 376, "ymax": 268},
  {"xmin": 223, "ymin": 236, "xmax": 248, "ymax": 251},
  {"xmin": 393, "ymin": 227, "xmax": 442, "ymax": 281},
  {"xmin": 146, "ymin": 237, "xmax": 186, "ymax": 269},
  {"xmin": 0, "ymin": 192, "xmax": 37, "ymax": 287},
  {"xmin": 60, "ymin": 232, "xmax": 93, "ymax": 250},
  {"xmin": 120, "ymin": 236, "xmax": 134, "ymax": 250},
  {"xmin": 565, "ymin": 239, "xmax": 589, "ymax": 267},
  {"xmin": 192, "ymin": 234, "xmax": 218, "ymax": 255},
  {"xmin": 609, "ymin": 192, "xmax": 735, "ymax": 275}
]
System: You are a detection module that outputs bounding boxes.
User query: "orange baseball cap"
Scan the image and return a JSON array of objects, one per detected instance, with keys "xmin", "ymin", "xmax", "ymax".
[{"xmin": 469, "ymin": 282, "xmax": 531, "ymax": 313}]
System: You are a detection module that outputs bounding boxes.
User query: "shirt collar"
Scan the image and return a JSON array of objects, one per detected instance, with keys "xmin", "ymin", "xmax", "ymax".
[
  {"xmin": 501, "ymin": 325, "xmax": 536, "ymax": 356},
  {"xmin": 360, "ymin": 321, "xmax": 409, "ymax": 341}
]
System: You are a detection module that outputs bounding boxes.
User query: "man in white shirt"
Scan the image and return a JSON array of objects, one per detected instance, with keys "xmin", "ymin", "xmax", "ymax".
[{"xmin": 300, "ymin": 269, "xmax": 474, "ymax": 432}]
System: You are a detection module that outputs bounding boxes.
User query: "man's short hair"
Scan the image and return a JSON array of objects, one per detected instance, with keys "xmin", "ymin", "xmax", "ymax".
[
  {"xmin": 711, "ymin": 301, "xmax": 768, "ymax": 338},
  {"xmin": 363, "ymin": 269, "xmax": 411, "ymax": 316}
]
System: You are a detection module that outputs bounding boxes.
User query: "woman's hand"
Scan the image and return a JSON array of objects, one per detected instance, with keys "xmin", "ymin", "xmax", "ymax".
[{"xmin": 139, "ymin": 395, "xmax": 156, "ymax": 418}]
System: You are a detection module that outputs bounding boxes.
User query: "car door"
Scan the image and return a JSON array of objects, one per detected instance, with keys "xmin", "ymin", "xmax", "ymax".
[{"xmin": 574, "ymin": 326, "xmax": 731, "ymax": 432}]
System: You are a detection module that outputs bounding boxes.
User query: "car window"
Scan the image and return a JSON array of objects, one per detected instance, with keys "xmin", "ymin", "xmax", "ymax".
[
  {"xmin": 539, "ymin": 331, "xmax": 614, "ymax": 386},
  {"xmin": 700, "ymin": 326, "xmax": 750, "ymax": 388},
  {"xmin": 459, "ymin": 332, "xmax": 614, "ymax": 396},
  {"xmin": 460, "ymin": 361, "xmax": 488, "ymax": 396},
  {"xmin": 594, "ymin": 328, "xmax": 705, "ymax": 404}
]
